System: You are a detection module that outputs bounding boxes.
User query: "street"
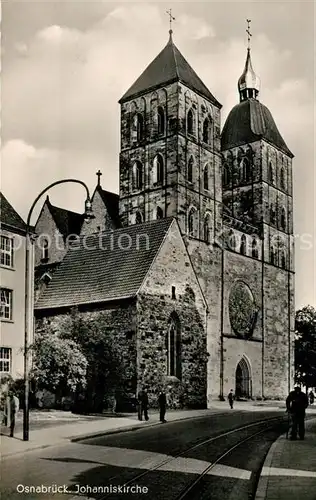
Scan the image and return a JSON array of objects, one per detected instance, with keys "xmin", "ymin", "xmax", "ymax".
[{"xmin": 1, "ymin": 410, "xmax": 288, "ymax": 500}]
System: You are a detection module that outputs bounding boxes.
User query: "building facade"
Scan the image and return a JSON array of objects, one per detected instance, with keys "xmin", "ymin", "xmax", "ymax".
[
  {"xmin": 35, "ymin": 32, "xmax": 295, "ymax": 405},
  {"xmin": 0, "ymin": 193, "xmax": 29, "ymax": 379}
]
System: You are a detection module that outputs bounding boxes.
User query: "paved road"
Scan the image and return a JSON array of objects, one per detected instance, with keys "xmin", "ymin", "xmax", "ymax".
[{"xmin": 1, "ymin": 410, "xmax": 288, "ymax": 500}]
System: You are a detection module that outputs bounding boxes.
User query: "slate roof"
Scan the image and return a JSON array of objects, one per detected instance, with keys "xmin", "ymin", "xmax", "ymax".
[
  {"xmin": 96, "ymin": 186, "xmax": 121, "ymax": 227},
  {"xmin": 0, "ymin": 192, "xmax": 27, "ymax": 232},
  {"xmin": 35, "ymin": 218, "xmax": 174, "ymax": 311},
  {"xmin": 221, "ymin": 98, "xmax": 293, "ymax": 157},
  {"xmin": 120, "ymin": 34, "xmax": 221, "ymax": 107},
  {"xmin": 47, "ymin": 198, "xmax": 84, "ymax": 238}
]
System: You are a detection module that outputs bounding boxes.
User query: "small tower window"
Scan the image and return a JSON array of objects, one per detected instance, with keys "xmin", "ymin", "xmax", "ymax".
[
  {"xmin": 187, "ymin": 156, "xmax": 194, "ymax": 183},
  {"xmin": 270, "ymin": 204, "xmax": 276, "ymax": 225},
  {"xmin": 41, "ymin": 239, "xmax": 49, "ymax": 262},
  {"xmin": 204, "ymin": 214, "xmax": 211, "ymax": 244},
  {"xmin": 171, "ymin": 286, "xmax": 176, "ymax": 300},
  {"xmin": 136, "ymin": 113, "xmax": 144, "ymax": 142},
  {"xmin": 133, "ymin": 161, "xmax": 143, "ymax": 190},
  {"xmin": 280, "ymin": 250, "xmax": 286, "ymax": 269},
  {"xmin": 270, "ymin": 246, "xmax": 276, "ymax": 265},
  {"xmin": 228, "ymin": 229, "xmax": 237, "ymax": 250},
  {"xmin": 187, "ymin": 109, "xmax": 194, "ymax": 135},
  {"xmin": 188, "ymin": 207, "xmax": 196, "ymax": 237},
  {"xmin": 135, "ymin": 211, "xmax": 143, "ymax": 224},
  {"xmin": 156, "ymin": 206, "xmax": 163, "ymax": 219},
  {"xmin": 252, "ymin": 237, "xmax": 259, "ymax": 258},
  {"xmin": 280, "ymin": 207, "xmax": 286, "ymax": 231},
  {"xmin": 223, "ymin": 163, "xmax": 231, "ymax": 186},
  {"xmin": 203, "ymin": 164, "xmax": 209, "ymax": 190},
  {"xmin": 157, "ymin": 107, "xmax": 165, "ymax": 135},
  {"xmin": 240, "ymin": 234, "xmax": 247, "ymax": 255},
  {"xmin": 202, "ymin": 117, "xmax": 211, "ymax": 144},
  {"xmin": 241, "ymin": 157, "xmax": 251, "ymax": 182},
  {"xmin": 280, "ymin": 168, "xmax": 285, "ymax": 190},
  {"xmin": 167, "ymin": 313, "xmax": 181, "ymax": 379},
  {"xmin": 268, "ymin": 162, "xmax": 274, "ymax": 184},
  {"xmin": 153, "ymin": 154, "xmax": 164, "ymax": 185}
]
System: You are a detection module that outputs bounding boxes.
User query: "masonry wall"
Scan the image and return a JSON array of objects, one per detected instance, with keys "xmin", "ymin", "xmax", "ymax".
[
  {"xmin": 80, "ymin": 189, "xmax": 116, "ymax": 236},
  {"xmin": 139, "ymin": 220, "xmax": 207, "ymax": 408},
  {"xmin": 34, "ymin": 204, "xmax": 67, "ymax": 266}
]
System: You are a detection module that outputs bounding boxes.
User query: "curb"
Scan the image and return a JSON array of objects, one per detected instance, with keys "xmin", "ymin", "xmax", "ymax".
[{"xmin": 254, "ymin": 417, "xmax": 316, "ymax": 500}]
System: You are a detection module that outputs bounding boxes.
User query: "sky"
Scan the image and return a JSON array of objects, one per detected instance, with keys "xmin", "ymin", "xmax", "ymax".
[{"xmin": 1, "ymin": 0, "xmax": 315, "ymax": 308}]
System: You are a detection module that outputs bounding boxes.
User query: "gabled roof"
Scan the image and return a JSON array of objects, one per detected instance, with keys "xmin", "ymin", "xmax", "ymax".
[
  {"xmin": 95, "ymin": 186, "xmax": 121, "ymax": 228},
  {"xmin": 47, "ymin": 198, "xmax": 84, "ymax": 238},
  {"xmin": 35, "ymin": 218, "xmax": 174, "ymax": 311},
  {"xmin": 221, "ymin": 98, "xmax": 293, "ymax": 157},
  {"xmin": 120, "ymin": 34, "xmax": 221, "ymax": 107},
  {"xmin": 0, "ymin": 192, "xmax": 26, "ymax": 233}
]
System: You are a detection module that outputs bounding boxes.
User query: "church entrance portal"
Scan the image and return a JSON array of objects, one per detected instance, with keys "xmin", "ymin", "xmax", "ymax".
[{"xmin": 235, "ymin": 358, "xmax": 252, "ymax": 399}]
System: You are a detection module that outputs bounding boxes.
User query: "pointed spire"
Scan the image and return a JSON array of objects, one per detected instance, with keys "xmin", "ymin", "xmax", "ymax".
[{"xmin": 238, "ymin": 20, "xmax": 260, "ymax": 102}]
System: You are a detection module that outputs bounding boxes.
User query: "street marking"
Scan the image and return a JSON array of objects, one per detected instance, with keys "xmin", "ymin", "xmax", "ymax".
[{"xmin": 261, "ymin": 467, "xmax": 316, "ymax": 478}]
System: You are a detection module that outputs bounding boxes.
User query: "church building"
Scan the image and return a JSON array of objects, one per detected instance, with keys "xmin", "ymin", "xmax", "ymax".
[{"xmin": 35, "ymin": 28, "xmax": 295, "ymax": 406}]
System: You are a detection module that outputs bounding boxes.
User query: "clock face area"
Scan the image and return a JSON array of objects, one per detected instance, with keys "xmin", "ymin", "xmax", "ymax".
[{"xmin": 229, "ymin": 281, "xmax": 257, "ymax": 338}]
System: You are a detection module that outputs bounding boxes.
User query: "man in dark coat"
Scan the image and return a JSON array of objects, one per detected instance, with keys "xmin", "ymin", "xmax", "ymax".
[
  {"xmin": 158, "ymin": 390, "xmax": 167, "ymax": 423},
  {"xmin": 228, "ymin": 389, "xmax": 234, "ymax": 409},
  {"xmin": 286, "ymin": 386, "xmax": 309, "ymax": 440},
  {"xmin": 137, "ymin": 388, "xmax": 149, "ymax": 421}
]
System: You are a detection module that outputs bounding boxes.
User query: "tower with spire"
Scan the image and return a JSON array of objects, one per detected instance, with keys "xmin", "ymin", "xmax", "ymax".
[{"xmin": 118, "ymin": 26, "xmax": 222, "ymax": 242}]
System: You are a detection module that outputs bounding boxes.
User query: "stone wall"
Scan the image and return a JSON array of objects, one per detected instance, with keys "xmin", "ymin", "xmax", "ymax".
[
  {"xmin": 139, "ymin": 219, "xmax": 207, "ymax": 408},
  {"xmin": 80, "ymin": 189, "xmax": 117, "ymax": 236},
  {"xmin": 34, "ymin": 203, "xmax": 67, "ymax": 266}
]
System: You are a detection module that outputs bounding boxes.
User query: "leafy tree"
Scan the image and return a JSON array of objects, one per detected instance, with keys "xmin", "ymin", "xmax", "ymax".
[
  {"xmin": 31, "ymin": 328, "xmax": 88, "ymax": 402},
  {"xmin": 295, "ymin": 305, "xmax": 316, "ymax": 390}
]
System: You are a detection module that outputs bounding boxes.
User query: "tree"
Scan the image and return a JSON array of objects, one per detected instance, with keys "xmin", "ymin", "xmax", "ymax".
[
  {"xmin": 32, "ymin": 329, "xmax": 88, "ymax": 402},
  {"xmin": 295, "ymin": 305, "xmax": 316, "ymax": 391}
]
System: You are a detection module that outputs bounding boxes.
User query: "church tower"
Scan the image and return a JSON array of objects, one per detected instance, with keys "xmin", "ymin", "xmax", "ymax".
[
  {"xmin": 118, "ymin": 30, "xmax": 222, "ymax": 243},
  {"xmin": 221, "ymin": 32, "xmax": 295, "ymax": 399}
]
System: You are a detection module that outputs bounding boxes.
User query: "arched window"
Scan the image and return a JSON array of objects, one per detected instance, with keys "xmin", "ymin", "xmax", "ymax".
[
  {"xmin": 187, "ymin": 109, "xmax": 194, "ymax": 135},
  {"xmin": 280, "ymin": 250, "xmax": 286, "ymax": 269},
  {"xmin": 270, "ymin": 204, "xmax": 276, "ymax": 225},
  {"xmin": 153, "ymin": 154, "xmax": 164, "ymax": 185},
  {"xmin": 41, "ymin": 239, "xmax": 49, "ymax": 262},
  {"xmin": 187, "ymin": 156, "xmax": 194, "ymax": 183},
  {"xmin": 268, "ymin": 162, "xmax": 274, "ymax": 184},
  {"xmin": 156, "ymin": 206, "xmax": 163, "ymax": 219},
  {"xmin": 135, "ymin": 211, "xmax": 143, "ymax": 224},
  {"xmin": 204, "ymin": 214, "xmax": 211, "ymax": 243},
  {"xmin": 222, "ymin": 163, "xmax": 230, "ymax": 186},
  {"xmin": 241, "ymin": 157, "xmax": 251, "ymax": 182},
  {"xmin": 228, "ymin": 229, "xmax": 237, "ymax": 250},
  {"xmin": 240, "ymin": 234, "xmax": 247, "ymax": 255},
  {"xmin": 202, "ymin": 117, "xmax": 211, "ymax": 144},
  {"xmin": 133, "ymin": 161, "xmax": 143, "ymax": 190},
  {"xmin": 280, "ymin": 207, "xmax": 286, "ymax": 230},
  {"xmin": 280, "ymin": 168, "xmax": 285, "ymax": 190},
  {"xmin": 167, "ymin": 313, "xmax": 181, "ymax": 379},
  {"xmin": 270, "ymin": 246, "xmax": 276, "ymax": 265},
  {"xmin": 203, "ymin": 164, "xmax": 209, "ymax": 190},
  {"xmin": 157, "ymin": 107, "xmax": 165, "ymax": 135},
  {"xmin": 188, "ymin": 207, "xmax": 196, "ymax": 237},
  {"xmin": 136, "ymin": 113, "xmax": 144, "ymax": 142},
  {"xmin": 252, "ymin": 237, "xmax": 259, "ymax": 258}
]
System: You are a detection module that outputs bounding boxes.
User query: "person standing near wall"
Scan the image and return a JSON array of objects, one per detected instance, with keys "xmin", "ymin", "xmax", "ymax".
[
  {"xmin": 286, "ymin": 386, "xmax": 309, "ymax": 440},
  {"xmin": 158, "ymin": 390, "xmax": 167, "ymax": 423},
  {"xmin": 5, "ymin": 390, "xmax": 20, "ymax": 437},
  {"xmin": 228, "ymin": 389, "xmax": 234, "ymax": 409}
]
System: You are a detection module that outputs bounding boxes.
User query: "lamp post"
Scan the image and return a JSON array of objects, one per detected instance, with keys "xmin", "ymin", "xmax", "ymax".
[{"xmin": 23, "ymin": 179, "xmax": 94, "ymax": 441}]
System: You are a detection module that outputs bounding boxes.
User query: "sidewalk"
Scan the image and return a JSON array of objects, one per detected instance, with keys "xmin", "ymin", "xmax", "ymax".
[
  {"xmin": 255, "ymin": 418, "xmax": 316, "ymax": 500},
  {"xmin": 0, "ymin": 399, "xmax": 286, "ymax": 459}
]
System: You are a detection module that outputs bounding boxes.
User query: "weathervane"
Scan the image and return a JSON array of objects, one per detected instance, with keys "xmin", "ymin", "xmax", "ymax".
[
  {"xmin": 166, "ymin": 8, "xmax": 175, "ymax": 35},
  {"xmin": 246, "ymin": 19, "xmax": 252, "ymax": 49}
]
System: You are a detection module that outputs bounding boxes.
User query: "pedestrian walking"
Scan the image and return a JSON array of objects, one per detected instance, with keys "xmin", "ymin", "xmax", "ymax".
[
  {"xmin": 228, "ymin": 389, "xmax": 234, "ymax": 409},
  {"xmin": 158, "ymin": 390, "xmax": 167, "ymax": 423},
  {"xmin": 5, "ymin": 390, "xmax": 19, "ymax": 437},
  {"xmin": 137, "ymin": 387, "xmax": 149, "ymax": 421},
  {"xmin": 286, "ymin": 386, "xmax": 308, "ymax": 440},
  {"xmin": 308, "ymin": 390, "xmax": 314, "ymax": 405}
]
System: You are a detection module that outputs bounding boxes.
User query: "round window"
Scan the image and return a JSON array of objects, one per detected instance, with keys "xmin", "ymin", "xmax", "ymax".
[{"xmin": 229, "ymin": 281, "xmax": 257, "ymax": 338}]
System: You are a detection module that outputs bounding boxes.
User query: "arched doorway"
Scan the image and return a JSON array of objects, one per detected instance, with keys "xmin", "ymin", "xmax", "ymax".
[{"xmin": 235, "ymin": 357, "xmax": 252, "ymax": 399}]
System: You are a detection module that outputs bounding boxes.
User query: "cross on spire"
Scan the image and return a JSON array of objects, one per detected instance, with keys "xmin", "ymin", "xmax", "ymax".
[
  {"xmin": 246, "ymin": 19, "xmax": 252, "ymax": 49},
  {"xmin": 166, "ymin": 8, "xmax": 175, "ymax": 35},
  {"xmin": 96, "ymin": 169, "xmax": 102, "ymax": 186}
]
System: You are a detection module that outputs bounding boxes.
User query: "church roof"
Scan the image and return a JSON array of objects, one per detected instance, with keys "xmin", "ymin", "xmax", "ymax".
[
  {"xmin": 95, "ymin": 185, "xmax": 121, "ymax": 227},
  {"xmin": 0, "ymin": 192, "xmax": 26, "ymax": 233},
  {"xmin": 35, "ymin": 218, "xmax": 174, "ymax": 311},
  {"xmin": 119, "ymin": 34, "xmax": 221, "ymax": 107},
  {"xmin": 221, "ymin": 98, "xmax": 293, "ymax": 157},
  {"xmin": 47, "ymin": 198, "xmax": 84, "ymax": 238}
]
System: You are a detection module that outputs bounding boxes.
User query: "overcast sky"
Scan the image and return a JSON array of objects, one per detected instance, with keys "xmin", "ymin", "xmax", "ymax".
[{"xmin": 1, "ymin": 0, "xmax": 315, "ymax": 308}]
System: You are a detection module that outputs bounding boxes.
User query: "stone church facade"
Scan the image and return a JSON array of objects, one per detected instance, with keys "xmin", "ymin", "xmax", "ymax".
[{"xmin": 35, "ymin": 32, "xmax": 294, "ymax": 406}]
